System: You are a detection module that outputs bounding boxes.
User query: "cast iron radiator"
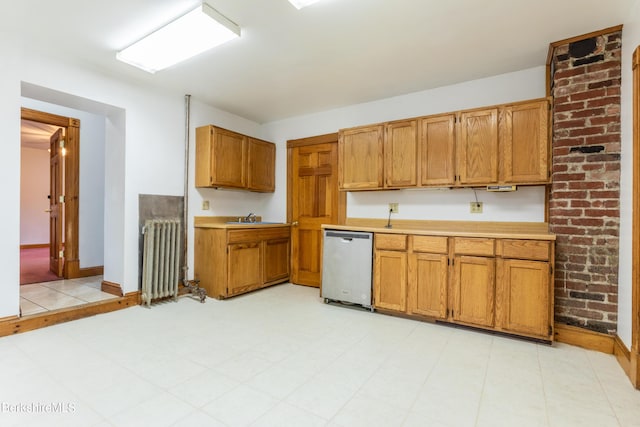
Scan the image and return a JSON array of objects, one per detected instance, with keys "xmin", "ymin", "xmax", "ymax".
[{"xmin": 141, "ymin": 218, "xmax": 181, "ymax": 307}]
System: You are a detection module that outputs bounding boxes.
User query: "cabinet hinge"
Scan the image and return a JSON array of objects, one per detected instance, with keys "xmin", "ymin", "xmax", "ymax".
[
  {"xmin": 548, "ymin": 325, "xmax": 553, "ymax": 336},
  {"xmin": 550, "ymin": 265, "xmax": 553, "ymax": 275}
]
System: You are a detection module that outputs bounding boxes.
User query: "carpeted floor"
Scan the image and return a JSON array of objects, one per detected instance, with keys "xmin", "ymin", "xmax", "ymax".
[{"xmin": 20, "ymin": 247, "xmax": 60, "ymax": 285}]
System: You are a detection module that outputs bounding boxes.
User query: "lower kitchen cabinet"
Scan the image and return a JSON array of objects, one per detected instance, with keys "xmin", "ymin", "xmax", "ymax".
[
  {"xmin": 496, "ymin": 259, "xmax": 550, "ymax": 337},
  {"xmin": 264, "ymin": 237, "xmax": 291, "ymax": 283},
  {"xmin": 407, "ymin": 236, "xmax": 448, "ymax": 319},
  {"xmin": 228, "ymin": 242, "xmax": 262, "ymax": 295},
  {"xmin": 195, "ymin": 226, "xmax": 290, "ymax": 299},
  {"xmin": 452, "ymin": 255, "xmax": 495, "ymax": 328},
  {"xmin": 495, "ymin": 239, "xmax": 553, "ymax": 339},
  {"xmin": 374, "ymin": 234, "xmax": 407, "ymax": 311},
  {"xmin": 370, "ymin": 231, "xmax": 554, "ymax": 341}
]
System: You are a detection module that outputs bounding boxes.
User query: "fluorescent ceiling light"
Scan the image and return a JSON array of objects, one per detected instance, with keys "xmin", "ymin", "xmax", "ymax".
[
  {"xmin": 116, "ymin": 2, "xmax": 240, "ymax": 73},
  {"xmin": 288, "ymin": 0, "xmax": 324, "ymax": 9}
]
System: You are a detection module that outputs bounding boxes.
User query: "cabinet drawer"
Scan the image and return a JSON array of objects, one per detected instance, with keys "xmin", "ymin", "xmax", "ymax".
[
  {"xmin": 375, "ymin": 234, "xmax": 407, "ymax": 251},
  {"xmin": 412, "ymin": 235, "xmax": 448, "ymax": 254},
  {"xmin": 228, "ymin": 227, "xmax": 290, "ymax": 244},
  {"xmin": 453, "ymin": 237, "xmax": 494, "ymax": 256},
  {"xmin": 498, "ymin": 239, "xmax": 550, "ymax": 261}
]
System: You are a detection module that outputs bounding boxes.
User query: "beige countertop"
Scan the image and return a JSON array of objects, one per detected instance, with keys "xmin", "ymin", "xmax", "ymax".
[
  {"xmin": 194, "ymin": 216, "xmax": 290, "ymax": 229},
  {"xmin": 321, "ymin": 219, "xmax": 556, "ymax": 241}
]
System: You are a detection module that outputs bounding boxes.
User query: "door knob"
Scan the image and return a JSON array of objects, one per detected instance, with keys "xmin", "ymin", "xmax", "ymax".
[
  {"xmin": 44, "ymin": 209, "xmax": 52, "ymax": 213},
  {"xmin": 291, "ymin": 221, "xmax": 299, "ymax": 226}
]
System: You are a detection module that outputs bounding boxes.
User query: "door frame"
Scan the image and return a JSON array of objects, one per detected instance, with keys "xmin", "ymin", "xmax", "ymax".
[
  {"xmin": 631, "ymin": 46, "xmax": 640, "ymax": 388},
  {"xmin": 286, "ymin": 133, "xmax": 347, "ymax": 284},
  {"xmin": 21, "ymin": 107, "xmax": 81, "ymax": 279}
]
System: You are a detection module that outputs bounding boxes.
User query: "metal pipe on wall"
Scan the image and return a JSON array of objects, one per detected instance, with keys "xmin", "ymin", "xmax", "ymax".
[
  {"xmin": 181, "ymin": 93, "xmax": 206, "ymax": 302},
  {"xmin": 183, "ymin": 94, "xmax": 190, "ymax": 284}
]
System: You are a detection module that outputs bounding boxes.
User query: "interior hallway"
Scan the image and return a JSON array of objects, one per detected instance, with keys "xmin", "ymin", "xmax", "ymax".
[
  {"xmin": 1, "ymin": 283, "xmax": 639, "ymax": 426},
  {"xmin": 20, "ymin": 247, "xmax": 58, "ymax": 285}
]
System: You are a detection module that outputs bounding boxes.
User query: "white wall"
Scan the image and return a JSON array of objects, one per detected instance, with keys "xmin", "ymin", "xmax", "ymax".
[
  {"xmin": 20, "ymin": 147, "xmax": 49, "ymax": 245},
  {"xmin": 0, "ymin": 44, "xmax": 262, "ymax": 317},
  {"xmin": 8, "ymin": 52, "xmax": 267, "ymax": 310},
  {"xmin": 618, "ymin": 0, "xmax": 640, "ymax": 348},
  {"xmin": 20, "ymin": 97, "xmax": 106, "ymax": 268},
  {"xmin": 0, "ymin": 40, "xmax": 22, "ymax": 317},
  {"xmin": 261, "ymin": 66, "xmax": 548, "ymax": 224}
]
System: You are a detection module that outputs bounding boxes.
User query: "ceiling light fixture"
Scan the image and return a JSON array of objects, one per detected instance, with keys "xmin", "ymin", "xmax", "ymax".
[
  {"xmin": 116, "ymin": 2, "xmax": 240, "ymax": 73},
  {"xmin": 288, "ymin": 0, "xmax": 324, "ymax": 9}
]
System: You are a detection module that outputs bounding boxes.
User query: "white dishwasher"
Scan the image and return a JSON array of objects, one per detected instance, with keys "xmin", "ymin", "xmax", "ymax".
[{"xmin": 321, "ymin": 229, "xmax": 373, "ymax": 310}]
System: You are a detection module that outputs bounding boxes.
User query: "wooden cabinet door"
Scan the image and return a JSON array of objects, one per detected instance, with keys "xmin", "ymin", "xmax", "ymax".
[
  {"xmin": 247, "ymin": 138, "xmax": 275, "ymax": 192},
  {"xmin": 212, "ymin": 127, "xmax": 247, "ymax": 188},
  {"xmin": 420, "ymin": 114, "xmax": 456, "ymax": 186},
  {"xmin": 457, "ymin": 108, "xmax": 498, "ymax": 185},
  {"xmin": 264, "ymin": 238, "xmax": 290, "ymax": 284},
  {"xmin": 374, "ymin": 249, "xmax": 407, "ymax": 311},
  {"xmin": 496, "ymin": 258, "xmax": 550, "ymax": 338},
  {"xmin": 453, "ymin": 255, "xmax": 495, "ymax": 327},
  {"xmin": 339, "ymin": 125, "xmax": 384, "ymax": 190},
  {"xmin": 408, "ymin": 252, "xmax": 448, "ymax": 319},
  {"xmin": 227, "ymin": 242, "xmax": 262, "ymax": 295},
  {"xmin": 384, "ymin": 120, "xmax": 417, "ymax": 188},
  {"xmin": 195, "ymin": 126, "xmax": 213, "ymax": 187},
  {"xmin": 501, "ymin": 100, "xmax": 550, "ymax": 184}
]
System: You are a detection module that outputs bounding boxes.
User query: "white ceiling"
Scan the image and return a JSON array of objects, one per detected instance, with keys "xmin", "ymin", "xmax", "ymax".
[
  {"xmin": 21, "ymin": 120, "xmax": 61, "ymax": 150},
  {"xmin": 11, "ymin": 0, "xmax": 634, "ymax": 123}
]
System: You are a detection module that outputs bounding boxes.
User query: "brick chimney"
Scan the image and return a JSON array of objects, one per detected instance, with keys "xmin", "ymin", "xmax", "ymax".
[{"xmin": 549, "ymin": 29, "xmax": 622, "ymax": 334}]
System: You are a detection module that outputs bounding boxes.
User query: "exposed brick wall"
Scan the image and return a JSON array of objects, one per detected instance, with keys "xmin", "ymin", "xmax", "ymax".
[{"xmin": 549, "ymin": 30, "xmax": 621, "ymax": 334}]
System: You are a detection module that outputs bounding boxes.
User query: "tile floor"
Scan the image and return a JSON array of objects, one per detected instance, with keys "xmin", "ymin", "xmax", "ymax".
[
  {"xmin": 20, "ymin": 276, "xmax": 118, "ymax": 315},
  {"xmin": 1, "ymin": 283, "xmax": 639, "ymax": 426}
]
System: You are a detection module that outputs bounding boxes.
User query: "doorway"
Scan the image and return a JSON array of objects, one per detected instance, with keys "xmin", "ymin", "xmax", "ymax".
[
  {"xmin": 20, "ymin": 118, "xmax": 64, "ymax": 285},
  {"xmin": 20, "ymin": 108, "xmax": 80, "ymax": 281}
]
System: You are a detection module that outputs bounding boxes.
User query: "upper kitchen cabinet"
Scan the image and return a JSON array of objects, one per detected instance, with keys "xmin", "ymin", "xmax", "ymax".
[
  {"xmin": 384, "ymin": 119, "xmax": 418, "ymax": 188},
  {"xmin": 500, "ymin": 99, "xmax": 551, "ymax": 184},
  {"xmin": 338, "ymin": 125, "xmax": 384, "ymax": 190},
  {"xmin": 196, "ymin": 125, "xmax": 246, "ymax": 189},
  {"xmin": 457, "ymin": 108, "xmax": 499, "ymax": 186},
  {"xmin": 420, "ymin": 114, "xmax": 456, "ymax": 187},
  {"xmin": 337, "ymin": 97, "xmax": 551, "ymax": 191},
  {"xmin": 247, "ymin": 137, "xmax": 276, "ymax": 192},
  {"xmin": 196, "ymin": 125, "xmax": 275, "ymax": 192}
]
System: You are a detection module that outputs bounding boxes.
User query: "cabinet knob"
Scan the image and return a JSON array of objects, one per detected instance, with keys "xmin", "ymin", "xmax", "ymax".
[{"xmin": 291, "ymin": 221, "xmax": 299, "ymax": 226}]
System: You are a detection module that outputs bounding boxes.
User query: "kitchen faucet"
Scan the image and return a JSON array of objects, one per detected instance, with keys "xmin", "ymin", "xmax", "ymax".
[{"xmin": 244, "ymin": 212, "xmax": 257, "ymax": 223}]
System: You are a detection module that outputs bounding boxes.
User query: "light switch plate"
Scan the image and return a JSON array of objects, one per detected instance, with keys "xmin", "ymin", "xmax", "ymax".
[{"xmin": 202, "ymin": 200, "xmax": 210, "ymax": 210}]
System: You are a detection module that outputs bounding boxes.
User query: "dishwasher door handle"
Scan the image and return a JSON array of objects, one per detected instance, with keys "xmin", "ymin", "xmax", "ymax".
[{"xmin": 340, "ymin": 237, "xmax": 353, "ymax": 243}]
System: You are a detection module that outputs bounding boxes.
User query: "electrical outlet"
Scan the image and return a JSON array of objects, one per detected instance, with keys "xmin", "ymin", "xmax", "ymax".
[
  {"xmin": 470, "ymin": 202, "xmax": 483, "ymax": 214},
  {"xmin": 202, "ymin": 200, "xmax": 210, "ymax": 210},
  {"xmin": 389, "ymin": 203, "xmax": 399, "ymax": 213}
]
